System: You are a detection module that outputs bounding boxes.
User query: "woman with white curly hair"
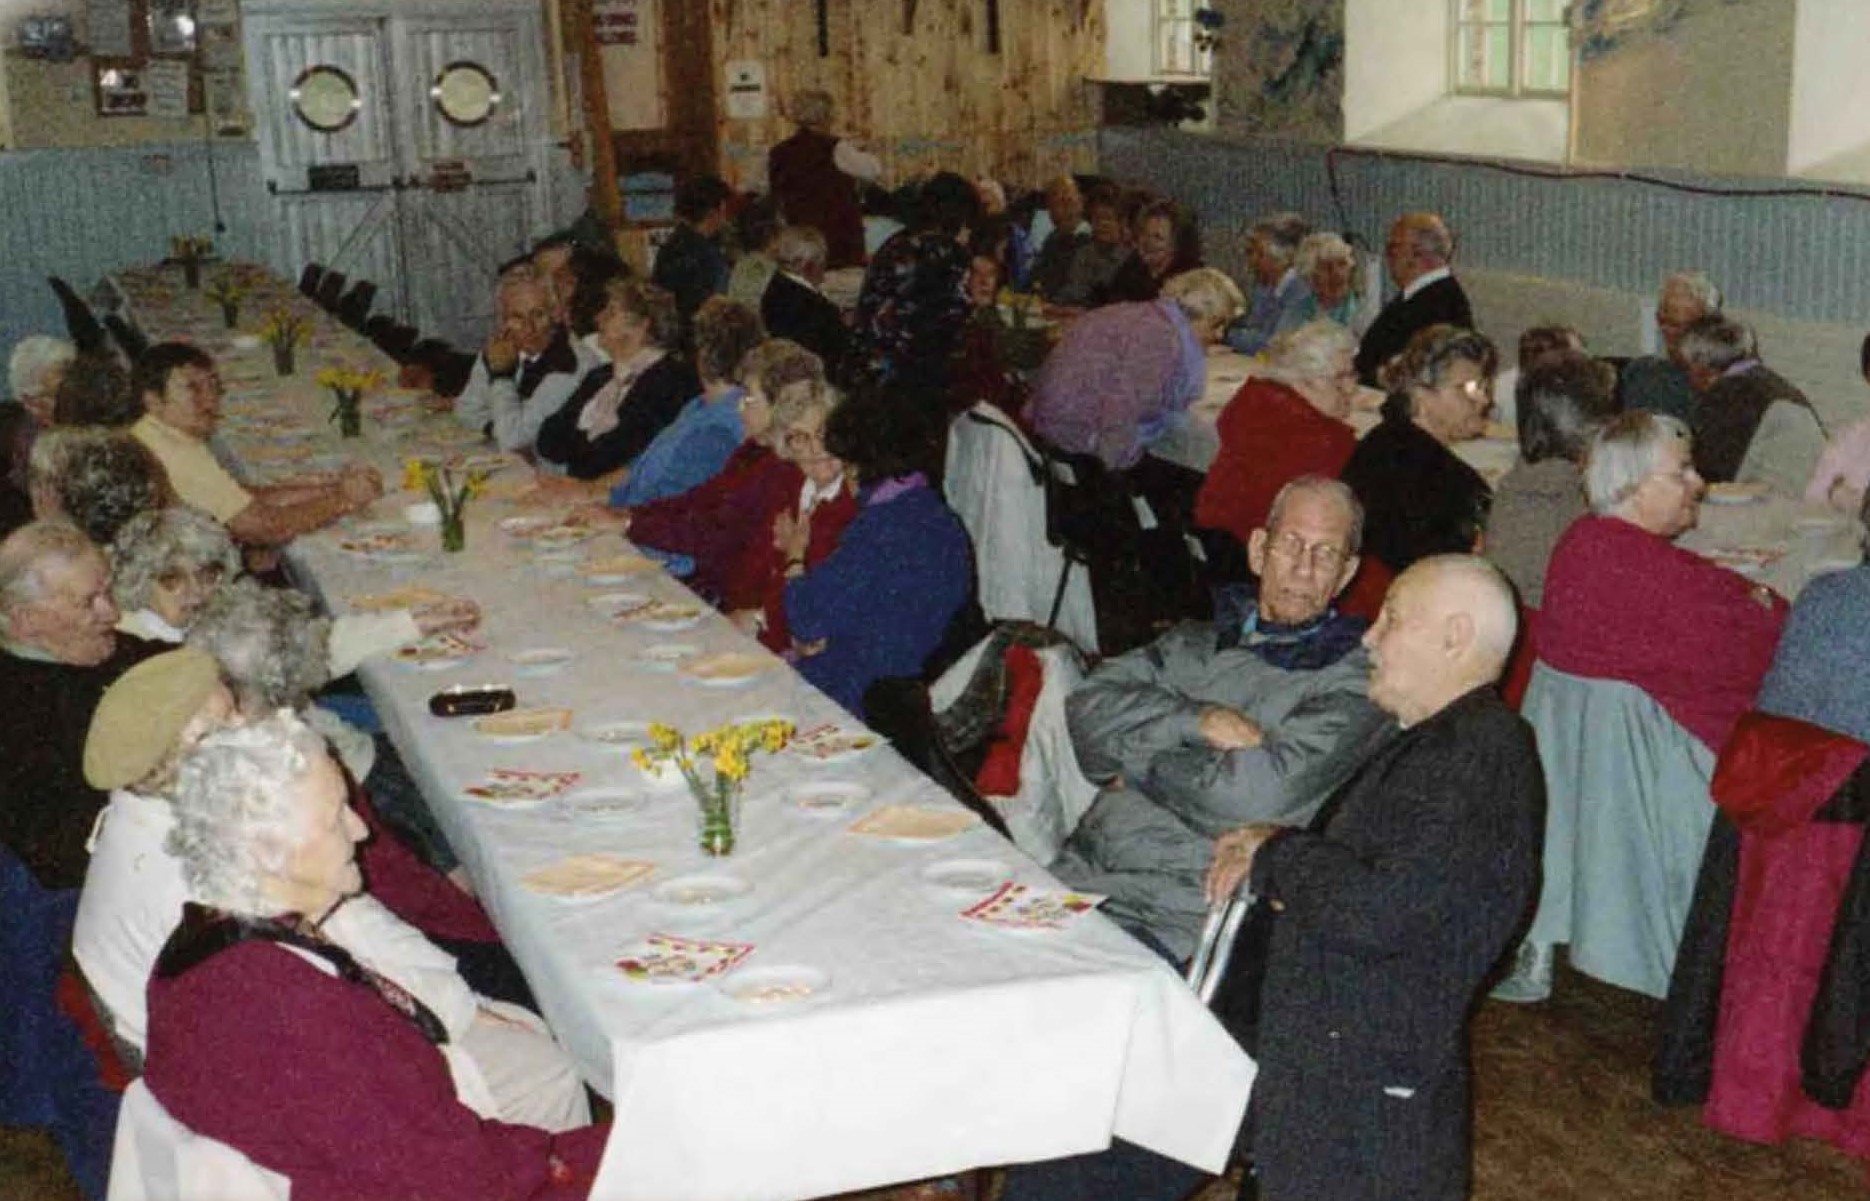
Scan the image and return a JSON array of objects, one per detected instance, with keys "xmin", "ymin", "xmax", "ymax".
[
  {"xmin": 142, "ymin": 711, "xmax": 607, "ymax": 1200},
  {"xmin": 4, "ymin": 335, "xmax": 73, "ymax": 503},
  {"xmin": 110, "ymin": 505, "xmax": 477, "ymax": 670}
]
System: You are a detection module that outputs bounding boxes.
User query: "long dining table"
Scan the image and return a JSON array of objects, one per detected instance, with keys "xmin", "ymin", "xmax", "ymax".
[{"xmin": 105, "ymin": 263, "xmax": 1256, "ymax": 1201}]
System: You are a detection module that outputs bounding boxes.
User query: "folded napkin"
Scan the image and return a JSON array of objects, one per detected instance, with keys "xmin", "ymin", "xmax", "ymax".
[
  {"xmin": 615, "ymin": 934, "xmax": 755, "ymax": 984},
  {"xmin": 960, "ymin": 883, "xmax": 1106, "ymax": 931},
  {"xmin": 524, "ymin": 854, "xmax": 655, "ymax": 898},
  {"xmin": 848, "ymin": 806, "xmax": 979, "ymax": 841}
]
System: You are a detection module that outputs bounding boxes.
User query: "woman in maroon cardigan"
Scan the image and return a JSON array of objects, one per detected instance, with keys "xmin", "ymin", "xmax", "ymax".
[
  {"xmin": 1541, "ymin": 411, "xmax": 1788, "ymax": 753},
  {"xmin": 144, "ymin": 713, "xmax": 608, "ymax": 1201},
  {"xmin": 1194, "ymin": 320, "xmax": 1362, "ymax": 549}
]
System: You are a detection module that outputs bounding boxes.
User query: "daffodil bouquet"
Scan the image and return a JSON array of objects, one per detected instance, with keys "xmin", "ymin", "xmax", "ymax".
[
  {"xmin": 317, "ymin": 366, "xmax": 384, "ymax": 438},
  {"xmin": 405, "ymin": 457, "xmax": 487, "ymax": 553},
  {"xmin": 633, "ymin": 719, "xmax": 796, "ymax": 855},
  {"xmin": 169, "ymin": 235, "xmax": 213, "ymax": 288},
  {"xmin": 204, "ymin": 273, "xmax": 250, "ymax": 328},
  {"xmin": 258, "ymin": 306, "xmax": 312, "ymax": 376}
]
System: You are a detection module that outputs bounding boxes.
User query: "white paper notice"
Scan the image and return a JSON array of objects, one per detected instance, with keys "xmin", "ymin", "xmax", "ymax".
[
  {"xmin": 724, "ymin": 60, "xmax": 767, "ymax": 120},
  {"xmin": 144, "ymin": 60, "xmax": 190, "ymax": 120}
]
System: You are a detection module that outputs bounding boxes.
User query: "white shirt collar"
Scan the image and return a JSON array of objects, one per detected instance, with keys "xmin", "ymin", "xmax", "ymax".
[
  {"xmin": 1401, "ymin": 265, "xmax": 1453, "ymax": 301},
  {"xmin": 799, "ymin": 475, "xmax": 842, "ymax": 511}
]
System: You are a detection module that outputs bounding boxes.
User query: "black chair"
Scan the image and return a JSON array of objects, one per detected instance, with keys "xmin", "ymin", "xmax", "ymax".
[
  {"xmin": 337, "ymin": 280, "xmax": 377, "ymax": 331},
  {"xmin": 1031, "ymin": 438, "xmax": 1162, "ymax": 656},
  {"xmin": 314, "ymin": 269, "xmax": 347, "ymax": 313},
  {"xmin": 407, "ymin": 338, "xmax": 476, "ymax": 398},
  {"xmin": 364, "ymin": 315, "xmax": 418, "ymax": 361},
  {"xmin": 862, "ymin": 676, "xmax": 1013, "ymax": 841},
  {"xmin": 46, "ymin": 276, "xmax": 108, "ymax": 355},
  {"xmin": 102, "ymin": 313, "xmax": 149, "ymax": 361},
  {"xmin": 297, "ymin": 263, "xmax": 326, "ymax": 299}
]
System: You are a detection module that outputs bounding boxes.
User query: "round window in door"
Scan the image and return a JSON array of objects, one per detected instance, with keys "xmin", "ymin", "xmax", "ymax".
[
  {"xmin": 431, "ymin": 61, "xmax": 501, "ymax": 128},
  {"xmin": 290, "ymin": 64, "xmax": 361, "ymax": 133}
]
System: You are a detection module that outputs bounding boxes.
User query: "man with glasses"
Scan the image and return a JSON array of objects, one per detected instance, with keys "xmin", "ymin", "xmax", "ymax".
[{"xmin": 1050, "ymin": 476, "xmax": 1395, "ymax": 962}]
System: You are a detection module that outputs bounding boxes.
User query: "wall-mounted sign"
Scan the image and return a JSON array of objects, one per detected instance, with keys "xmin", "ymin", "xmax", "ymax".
[
  {"xmin": 724, "ymin": 60, "xmax": 767, "ymax": 121},
  {"xmin": 96, "ymin": 66, "xmax": 147, "ymax": 117},
  {"xmin": 593, "ymin": 0, "xmax": 644, "ymax": 47},
  {"xmin": 307, "ymin": 164, "xmax": 362, "ymax": 192}
]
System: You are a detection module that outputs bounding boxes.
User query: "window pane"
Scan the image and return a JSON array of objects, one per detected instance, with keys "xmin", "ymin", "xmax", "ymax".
[
  {"xmin": 1525, "ymin": 0, "xmax": 1568, "ymax": 21},
  {"xmin": 1456, "ymin": 23, "xmax": 1512, "ymax": 91},
  {"xmin": 1523, "ymin": 25, "xmax": 1570, "ymax": 92},
  {"xmin": 1455, "ymin": 0, "xmax": 1511, "ymax": 21}
]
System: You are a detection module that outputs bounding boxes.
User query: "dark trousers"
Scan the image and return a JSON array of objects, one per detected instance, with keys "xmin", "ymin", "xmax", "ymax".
[{"xmin": 1253, "ymin": 1059, "xmax": 1470, "ymax": 1201}]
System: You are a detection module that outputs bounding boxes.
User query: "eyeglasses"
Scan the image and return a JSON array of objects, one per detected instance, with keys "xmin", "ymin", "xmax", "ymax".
[
  {"xmin": 156, "ymin": 562, "xmax": 227, "ymax": 591},
  {"xmin": 783, "ymin": 427, "xmax": 826, "ymax": 453},
  {"xmin": 1265, "ymin": 533, "xmax": 1349, "ymax": 572}
]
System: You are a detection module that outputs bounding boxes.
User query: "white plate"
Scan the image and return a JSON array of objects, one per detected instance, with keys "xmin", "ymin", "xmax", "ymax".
[
  {"xmin": 586, "ymin": 591, "xmax": 651, "ymax": 613},
  {"xmin": 785, "ymin": 781, "xmax": 870, "ymax": 817},
  {"xmin": 1703, "ymin": 484, "xmax": 1769, "ymax": 506},
  {"xmin": 718, "ymin": 964, "xmax": 831, "ymax": 1007},
  {"xmin": 580, "ymin": 720, "xmax": 654, "ymax": 750},
  {"xmin": 499, "ymin": 515, "xmax": 556, "ymax": 538},
  {"xmin": 681, "ymin": 652, "xmax": 770, "ymax": 686},
  {"xmin": 922, "ymin": 858, "xmax": 1012, "ymax": 895},
  {"xmin": 637, "ymin": 644, "xmax": 701, "ymax": 671},
  {"xmin": 652, "ymin": 874, "xmax": 752, "ymax": 907},
  {"xmin": 561, "ymin": 787, "xmax": 645, "ymax": 819},
  {"xmin": 509, "ymin": 647, "xmax": 573, "ymax": 677}
]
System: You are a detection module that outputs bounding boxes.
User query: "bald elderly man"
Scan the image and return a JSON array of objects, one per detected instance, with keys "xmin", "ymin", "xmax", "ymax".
[
  {"xmin": 1354, "ymin": 212, "xmax": 1475, "ymax": 386},
  {"xmin": 453, "ymin": 266, "xmax": 601, "ymax": 455},
  {"xmin": 1207, "ymin": 555, "xmax": 1544, "ymax": 1201}
]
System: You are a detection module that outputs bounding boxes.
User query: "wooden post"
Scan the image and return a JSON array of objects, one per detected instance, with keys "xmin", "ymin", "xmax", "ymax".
[{"xmin": 563, "ymin": 0, "xmax": 622, "ymax": 227}]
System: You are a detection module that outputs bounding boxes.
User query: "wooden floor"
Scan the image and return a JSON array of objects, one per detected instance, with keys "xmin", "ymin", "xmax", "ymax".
[{"xmin": 3, "ymin": 965, "xmax": 1861, "ymax": 1201}]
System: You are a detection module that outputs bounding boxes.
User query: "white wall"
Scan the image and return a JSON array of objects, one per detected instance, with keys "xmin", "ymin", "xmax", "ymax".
[
  {"xmin": 1788, "ymin": 0, "xmax": 1870, "ymax": 176},
  {"xmin": 1104, "ymin": 0, "xmax": 1155, "ymax": 81},
  {"xmin": 1343, "ymin": 0, "xmax": 1446, "ymax": 142},
  {"xmin": 1356, "ymin": 95, "xmax": 1567, "ymax": 164}
]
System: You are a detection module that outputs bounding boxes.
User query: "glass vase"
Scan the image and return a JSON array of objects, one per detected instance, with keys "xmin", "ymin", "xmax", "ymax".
[
  {"xmin": 440, "ymin": 510, "xmax": 466, "ymax": 553},
  {"xmin": 694, "ymin": 778, "xmax": 740, "ymax": 857},
  {"xmin": 182, "ymin": 259, "xmax": 201, "ymax": 289},
  {"xmin": 272, "ymin": 342, "xmax": 296, "ymax": 376},
  {"xmin": 220, "ymin": 301, "xmax": 239, "ymax": 329},
  {"xmin": 335, "ymin": 394, "xmax": 362, "ymax": 438}
]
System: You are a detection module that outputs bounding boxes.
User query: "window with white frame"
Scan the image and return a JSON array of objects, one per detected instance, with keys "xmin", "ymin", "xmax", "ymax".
[
  {"xmin": 1155, "ymin": 0, "xmax": 1213, "ymax": 78},
  {"xmin": 1453, "ymin": 0, "xmax": 1571, "ymax": 97}
]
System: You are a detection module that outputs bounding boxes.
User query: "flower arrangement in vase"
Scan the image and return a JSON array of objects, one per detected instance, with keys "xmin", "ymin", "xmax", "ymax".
[
  {"xmin": 169, "ymin": 235, "xmax": 213, "ymax": 289},
  {"xmin": 258, "ymin": 306, "xmax": 312, "ymax": 376},
  {"xmin": 633, "ymin": 719, "xmax": 796, "ymax": 856},
  {"xmin": 317, "ymin": 366, "xmax": 385, "ymax": 438},
  {"xmin": 405, "ymin": 457, "xmax": 487, "ymax": 553},
  {"xmin": 203, "ymin": 273, "xmax": 250, "ymax": 329}
]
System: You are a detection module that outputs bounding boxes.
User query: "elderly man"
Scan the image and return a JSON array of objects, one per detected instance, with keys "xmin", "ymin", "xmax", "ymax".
[
  {"xmin": 1206, "ymin": 554, "xmax": 1543, "ymax": 1201},
  {"xmin": 769, "ymin": 89, "xmax": 882, "ymax": 270},
  {"xmin": 1677, "ymin": 313, "xmax": 1827, "ymax": 494},
  {"xmin": 1622, "ymin": 270, "xmax": 1721, "ymax": 421},
  {"xmin": 4, "ymin": 335, "xmax": 73, "ymax": 499},
  {"xmin": 1354, "ymin": 212, "xmax": 1474, "ymax": 386},
  {"xmin": 1050, "ymin": 477, "xmax": 1392, "ymax": 960},
  {"xmin": 452, "ymin": 266, "xmax": 600, "ymax": 455},
  {"xmin": 0, "ymin": 521, "xmax": 159, "ymax": 890},
  {"xmin": 1225, "ymin": 211, "xmax": 1312, "ymax": 356},
  {"xmin": 129, "ymin": 342, "xmax": 382, "ymax": 546},
  {"xmin": 760, "ymin": 224, "xmax": 850, "ymax": 373},
  {"xmin": 1029, "ymin": 175, "xmax": 1090, "ymax": 300}
]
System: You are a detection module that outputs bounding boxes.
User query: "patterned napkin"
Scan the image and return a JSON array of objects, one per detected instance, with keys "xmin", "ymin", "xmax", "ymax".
[
  {"xmin": 960, "ymin": 883, "xmax": 1106, "ymax": 931},
  {"xmin": 462, "ymin": 769, "xmax": 582, "ymax": 804},
  {"xmin": 847, "ymin": 806, "xmax": 979, "ymax": 841},
  {"xmin": 615, "ymin": 934, "xmax": 755, "ymax": 984}
]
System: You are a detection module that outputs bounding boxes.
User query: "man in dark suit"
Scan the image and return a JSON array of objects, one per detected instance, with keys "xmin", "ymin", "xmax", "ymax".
[
  {"xmin": 1355, "ymin": 212, "xmax": 1475, "ymax": 385},
  {"xmin": 651, "ymin": 175, "xmax": 733, "ymax": 346},
  {"xmin": 1207, "ymin": 554, "xmax": 1544, "ymax": 1201},
  {"xmin": 760, "ymin": 224, "xmax": 850, "ymax": 377}
]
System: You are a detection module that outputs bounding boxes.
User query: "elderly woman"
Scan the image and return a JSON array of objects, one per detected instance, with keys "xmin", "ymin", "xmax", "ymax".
[
  {"xmin": 1483, "ymin": 351, "xmax": 1618, "ymax": 608},
  {"xmin": 853, "ymin": 171, "xmax": 980, "ymax": 389},
  {"xmin": 1196, "ymin": 320, "xmax": 1362, "ymax": 549},
  {"xmin": 1678, "ymin": 313, "xmax": 1827, "ymax": 494},
  {"xmin": 1541, "ymin": 411, "xmax": 1787, "ymax": 754},
  {"xmin": 768, "ymin": 88, "xmax": 880, "ymax": 270},
  {"xmin": 603, "ymin": 296, "xmax": 766, "ymax": 508},
  {"xmin": 1098, "ymin": 197, "xmax": 1203, "ymax": 306},
  {"xmin": 25, "ymin": 426, "xmax": 169, "ymax": 546},
  {"xmin": 535, "ymin": 278, "xmax": 700, "ymax": 481},
  {"xmin": 4, "ymin": 335, "xmax": 73, "ymax": 496},
  {"xmin": 1340, "ymin": 324, "xmax": 1498, "ymax": 573},
  {"xmin": 142, "ymin": 713, "xmax": 608, "ymax": 1200},
  {"xmin": 110, "ymin": 506, "xmax": 475, "ymax": 672},
  {"xmin": 785, "ymin": 386, "xmax": 971, "ymax": 717},
  {"xmin": 130, "ymin": 342, "xmax": 383, "ymax": 545},
  {"xmin": 1026, "ymin": 266, "xmax": 1246, "ymax": 470},
  {"xmin": 1280, "ymin": 232, "xmax": 1363, "ymax": 335},
  {"xmin": 1225, "ymin": 212, "xmax": 1311, "ymax": 356}
]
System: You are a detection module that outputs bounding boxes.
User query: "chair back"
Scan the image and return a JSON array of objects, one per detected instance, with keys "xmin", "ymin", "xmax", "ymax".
[
  {"xmin": 1521, "ymin": 662, "xmax": 1717, "ymax": 998},
  {"xmin": 862, "ymin": 675, "xmax": 1014, "ymax": 840},
  {"xmin": 296, "ymin": 263, "xmax": 324, "ymax": 299},
  {"xmin": 336, "ymin": 280, "xmax": 376, "ymax": 331},
  {"xmin": 108, "ymin": 1078, "xmax": 290, "ymax": 1201},
  {"xmin": 313, "ymin": 270, "xmax": 347, "ymax": 313},
  {"xmin": 103, "ymin": 314, "xmax": 149, "ymax": 362},
  {"xmin": 47, "ymin": 276, "xmax": 109, "ymax": 354}
]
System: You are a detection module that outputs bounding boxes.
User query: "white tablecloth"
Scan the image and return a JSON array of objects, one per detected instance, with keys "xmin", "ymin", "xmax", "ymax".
[{"xmin": 110, "ymin": 266, "xmax": 1256, "ymax": 1201}]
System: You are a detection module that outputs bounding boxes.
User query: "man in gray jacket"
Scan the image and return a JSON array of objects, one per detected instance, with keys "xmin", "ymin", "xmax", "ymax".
[{"xmin": 1050, "ymin": 476, "xmax": 1393, "ymax": 961}]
